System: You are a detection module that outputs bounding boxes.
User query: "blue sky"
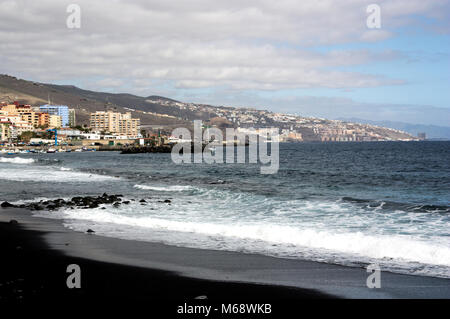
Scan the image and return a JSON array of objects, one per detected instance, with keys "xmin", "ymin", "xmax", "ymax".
[{"xmin": 1, "ymin": 0, "xmax": 449, "ymax": 126}]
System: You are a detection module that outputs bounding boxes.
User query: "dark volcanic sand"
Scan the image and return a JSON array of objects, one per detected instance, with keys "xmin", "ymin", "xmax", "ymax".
[
  {"xmin": 0, "ymin": 212, "xmax": 330, "ymax": 307},
  {"xmin": 1, "ymin": 207, "xmax": 450, "ymax": 313}
]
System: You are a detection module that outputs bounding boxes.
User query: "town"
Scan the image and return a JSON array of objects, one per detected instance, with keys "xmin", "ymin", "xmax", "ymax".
[
  {"xmin": 0, "ymin": 101, "xmax": 149, "ymax": 152},
  {"xmin": 0, "ymin": 96, "xmax": 420, "ymax": 153}
]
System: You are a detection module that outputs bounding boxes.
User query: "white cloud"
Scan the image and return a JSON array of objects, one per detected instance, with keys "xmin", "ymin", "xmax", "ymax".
[{"xmin": 0, "ymin": 0, "xmax": 448, "ymax": 92}]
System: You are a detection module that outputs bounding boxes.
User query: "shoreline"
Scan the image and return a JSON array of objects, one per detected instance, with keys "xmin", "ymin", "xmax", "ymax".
[
  {"xmin": 1, "ymin": 208, "xmax": 450, "ymax": 301},
  {"xmin": 0, "ymin": 207, "xmax": 331, "ymax": 305}
]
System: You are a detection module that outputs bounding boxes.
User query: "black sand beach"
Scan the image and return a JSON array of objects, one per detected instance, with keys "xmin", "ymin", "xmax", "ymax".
[
  {"xmin": 1, "ymin": 207, "xmax": 450, "ymax": 312},
  {"xmin": 0, "ymin": 208, "xmax": 331, "ymax": 305}
]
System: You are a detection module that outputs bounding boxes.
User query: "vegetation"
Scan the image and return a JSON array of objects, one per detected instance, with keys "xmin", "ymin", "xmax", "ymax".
[
  {"xmin": 18, "ymin": 131, "xmax": 37, "ymax": 142},
  {"xmin": 71, "ymin": 125, "xmax": 90, "ymax": 133}
]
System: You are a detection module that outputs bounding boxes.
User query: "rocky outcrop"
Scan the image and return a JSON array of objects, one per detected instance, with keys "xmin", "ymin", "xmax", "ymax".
[{"xmin": 1, "ymin": 193, "xmax": 173, "ymax": 212}]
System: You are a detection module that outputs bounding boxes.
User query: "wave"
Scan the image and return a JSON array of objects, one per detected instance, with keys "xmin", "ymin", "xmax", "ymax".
[
  {"xmin": 0, "ymin": 166, "xmax": 119, "ymax": 182},
  {"xmin": 134, "ymin": 184, "xmax": 194, "ymax": 192},
  {"xmin": 36, "ymin": 206, "xmax": 450, "ymax": 278},
  {"xmin": 0, "ymin": 157, "xmax": 35, "ymax": 164},
  {"xmin": 341, "ymin": 196, "xmax": 450, "ymax": 213}
]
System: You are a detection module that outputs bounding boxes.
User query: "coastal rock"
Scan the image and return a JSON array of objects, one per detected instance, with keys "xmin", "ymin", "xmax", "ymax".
[
  {"xmin": 164, "ymin": 199, "xmax": 171, "ymax": 203},
  {"xmin": 1, "ymin": 201, "xmax": 16, "ymax": 208},
  {"xmin": 86, "ymin": 229, "xmax": 95, "ymax": 234},
  {"xmin": 9, "ymin": 219, "xmax": 18, "ymax": 225},
  {"xmin": 11, "ymin": 194, "xmax": 130, "ymax": 212},
  {"xmin": 139, "ymin": 199, "xmax": 146, "ymax": 203}
]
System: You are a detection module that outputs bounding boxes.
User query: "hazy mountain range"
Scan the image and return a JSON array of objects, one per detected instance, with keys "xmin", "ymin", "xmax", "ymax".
[{"xmin": 337, "ymin": 118, "xmax": 450, "ymax": 140}]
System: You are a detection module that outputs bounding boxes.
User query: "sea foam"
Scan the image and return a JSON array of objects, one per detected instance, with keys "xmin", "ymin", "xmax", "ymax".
[
  {"xmin": 0, "ymin": 166, "xmax": 118, "ymax": 182},
  {"xmin": 0, "ymin": 157, "xmax": 35, "ymax": 164},
  {"xmin": 33, "ymin": 201, "xmax": 450, "ymax": 278},
  {"xmin": 134, "ymin": 184, "xmax": 194, "ymax": 192}
]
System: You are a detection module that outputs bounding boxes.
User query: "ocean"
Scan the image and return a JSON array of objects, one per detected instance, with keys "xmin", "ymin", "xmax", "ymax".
[{"xmin": 1, "ymin": 142, "xmax": 449, "ymax": 278}]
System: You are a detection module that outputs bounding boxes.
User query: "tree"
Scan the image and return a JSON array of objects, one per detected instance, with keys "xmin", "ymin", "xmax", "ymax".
[{"xmin": 18, "ymin": 131, "xmax": 37, "ymax": 142}]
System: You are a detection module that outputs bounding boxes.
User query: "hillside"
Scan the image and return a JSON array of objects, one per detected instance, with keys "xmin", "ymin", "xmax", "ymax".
[
  {"xmin": 0, "ymin": 74, "xmax": 194, "ymax": 126},
  {"xmin": 338, "ymin": 118, "xmax": 450, "ymax": 140},
  {"xmin": 0, "ymin": 74, "xmax": 418, "ymax": 141}
]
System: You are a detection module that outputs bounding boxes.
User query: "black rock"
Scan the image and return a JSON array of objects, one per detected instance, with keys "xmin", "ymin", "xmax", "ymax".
[
  {"xmin": 86, "ymin": 229, "xmax": 95, "ymax": 234},
  {"xmin": 139, "ymin": 199, "xmax": 146, "ymax": 203},
  {"xmin": 31, "ymin": 204, "xmax": 43, "ymax": 211},
  {"xmin": 164, "ymin": 199, "xmax": 171, "ymax": 203},
  {"xmin": 1, "ymin": 202, "xmax": 16, "ymax": 208},
  {"xmin": 123, "ymin": 201, "xmax": 130, "ymax": 205},
  {"xmin": 9, "ymin": 219, "xmax": 18, "ymax": 225}
]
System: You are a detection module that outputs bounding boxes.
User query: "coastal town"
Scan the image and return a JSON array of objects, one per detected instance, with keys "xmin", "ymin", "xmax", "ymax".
[
  {"xmin": 115, "ymin": 97, "xmax": 420, "ymax": 142},
  {"xmin": 0, "ymin": 96, "xmax": 420, "ymax": 153},
  {"xmin": 0, "ymin": 101, "xmax": 149, "ymax": 152}
]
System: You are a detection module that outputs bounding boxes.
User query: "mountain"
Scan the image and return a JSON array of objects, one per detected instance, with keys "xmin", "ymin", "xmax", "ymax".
[
  {"xmin": 0, "ymin": 74, "xmax": 418, "ymax": 142},
  {"xmin": 337, "ymin": 117, "xmax": 450, "ymax": 140},
  {"xmin": 0, "ymin": 74, "xmax": 208, "ymax": 126}
]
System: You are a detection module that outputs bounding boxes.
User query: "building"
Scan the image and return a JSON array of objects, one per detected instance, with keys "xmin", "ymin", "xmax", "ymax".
[
  {"xmin": 19, "ymin": 111, "xmax": 39, "ymax": 127},
  {"xmin": 49, "ymin": 115, "xmax": 62, "ymax": 128},
  {"xmin": 418, "ymin": 132, "xmax": 426, "ymax": 140},
  {"xmin": 7, "ymin": 116, "xmax": 34, "ymax": 136},
  {"xmin": 0, "ymin": 119, "xmax": 12, "ymax": 141},
  {"xmin": 90, "ymin": 111, "xmax": 140, "ymax": 138},
  {"xmin": 39, "ymin": 105, "xmax": 70, "ymax": 127},
  {"xmin": 37, "ymin": 112, "xmax": 50, "ymax": 127},
  {"xmin": 69, "ymin": 109, "xmax": 76, "ymax": 127}
]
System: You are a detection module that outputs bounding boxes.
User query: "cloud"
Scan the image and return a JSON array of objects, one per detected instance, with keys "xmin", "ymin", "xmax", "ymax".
[
  {"xmin": 0, "ymin": 0, "xmax": 449, "ymax": 126},
  {"xmin": 0, "ymin": 0, "xmax": 448, "ymax": 92}
]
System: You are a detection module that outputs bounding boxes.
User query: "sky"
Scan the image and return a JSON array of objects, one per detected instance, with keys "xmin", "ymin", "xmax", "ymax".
[{"xmin": 0, "ymin": 0, "xmax": 449, "ymax": 126}]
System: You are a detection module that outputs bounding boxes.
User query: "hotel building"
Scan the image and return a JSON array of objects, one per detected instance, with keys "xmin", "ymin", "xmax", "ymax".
[{"xmin": 90, "ymin": 111, "xmax": 140, "ymax": 138}]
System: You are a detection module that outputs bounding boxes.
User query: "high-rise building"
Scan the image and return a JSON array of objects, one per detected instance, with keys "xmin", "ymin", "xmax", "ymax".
[
  {"xmin": 69, "ymin": 109, "xmax": 76, "ymax": 127},
  {"xmin": 37, "ymin": 112, "xmax": 50, "ymax": 127},
  {"xmin": 49, "ymin": 115, "xmax": 63, "ymax": 128},
  {"xmin": 0, "ymin": 119, "xmax": 12, "ymax": 141},
  {"xmin": 40, "ymin": 105, "xmax": 70, "ymax": 127},
  {"xmin": 90, "ymin": 111, "xmax": 140, "ymax": 137}
]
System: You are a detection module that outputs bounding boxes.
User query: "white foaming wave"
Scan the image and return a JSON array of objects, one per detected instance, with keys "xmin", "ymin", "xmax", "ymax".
[
  {"xmin": 0, "ymin": 157, "xmax": 35, "ymax": 164},
  {"xmin": 0, "ymin": 167, "xmax": 118, "ymax": 182},
  {"xmin": 40, "ymin": 207, "xmax": 450, "ymax": 277},
  {"xmin": 134, "ymin": 184, "xmax": 194, "ymax": 192},
  {"xmin": 60, "ymin": 167, "xmax": 72, "ymax": 171}
]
